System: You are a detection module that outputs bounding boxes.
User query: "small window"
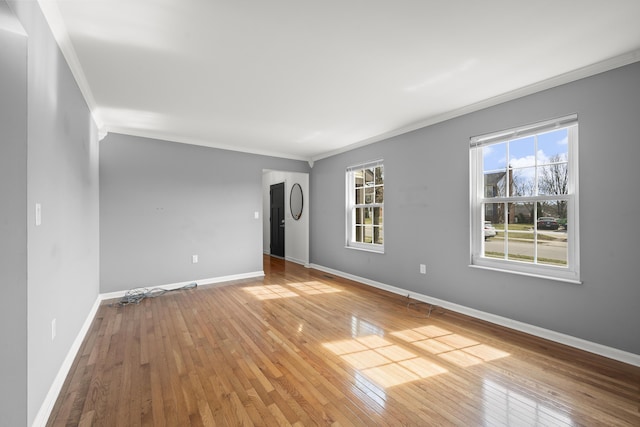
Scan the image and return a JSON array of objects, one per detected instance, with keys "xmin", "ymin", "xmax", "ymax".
[
  {"xmin": 470, "ymin": 115, "xmax": 580, "ymax": 283},
  {"xmin": 346, "ymin": 160, "xmax": 384, "ymax": 252}
]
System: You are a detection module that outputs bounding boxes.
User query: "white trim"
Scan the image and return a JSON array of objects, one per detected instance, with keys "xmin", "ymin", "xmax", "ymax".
[
  {"xmin": 470, "ymin": 114, "xmax": 578, "ymax": 147},
  {"xmin": 344, "ymin": 245, "xmax": 385, "ymax": 254},
  {"xmin": 31, "ymin": 297, "xmax": 102, "ymax": 427},
  {"xmin": 99, "ymin": 271, "xmax": 265, "ymax": 301},
  {"xmin": 468, "ymin": 264, "xmax": 581, "ymax": 285},
  {"xmin": 345, "ymin": 159, "xmax": 384, "ymax": 172},
  {"xmin": 345, "ymin": 162, "xmax": 385, "ymax": 252},
  {"xmin": 285, "ymin": 256, "xmax": 310, "ymax": 268},
  {"xmin": 309, "ymin": 263, "xmax": 640, "ymax": 368},
  {"xmin": 470, "ymin": 120, "xmax": 579, "ymax": 282},
  {"xmin": 105, "ymin": 127, "xmax": 310, "ymax": 161}
]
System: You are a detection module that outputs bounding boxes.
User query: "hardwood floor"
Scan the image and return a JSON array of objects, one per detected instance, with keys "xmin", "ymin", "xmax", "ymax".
[{"xmin": 47, "ymin": 256, "xmax": 640, "ymax": 426}]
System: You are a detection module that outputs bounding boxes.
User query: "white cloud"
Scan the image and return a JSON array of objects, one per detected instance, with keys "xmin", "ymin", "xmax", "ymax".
[{"xmin": 510, "ymin": 155, "xmax": 536, "ymax": 169}]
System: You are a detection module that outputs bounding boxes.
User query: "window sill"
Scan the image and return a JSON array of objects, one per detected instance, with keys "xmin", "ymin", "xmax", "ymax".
[
  {"xmin": 345, "ymin": 245, "xmax": 385, "ymax": 254},
  {"xmin": 468, "ymin": 264, "xmax": 581, "ymax": 285}
]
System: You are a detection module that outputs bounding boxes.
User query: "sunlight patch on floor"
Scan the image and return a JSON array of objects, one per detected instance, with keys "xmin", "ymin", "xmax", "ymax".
[
  {"xmin": 287, "ymin": 281, "xmax": 342, "ymax": 295},
  {"xmin": 243, "ymin": 285, "xmax": 298, "ymax": 300},
  {"xmin": 391, "ymin": 326, "xmax": 510, "ymax": 367},
  {"xmin": 323, "ymin": 335, "xmax": 448, "ymax": 389}
]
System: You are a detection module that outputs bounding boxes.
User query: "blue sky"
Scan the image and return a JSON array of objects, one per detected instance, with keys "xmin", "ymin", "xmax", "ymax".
[{"xmin": 483, "ymin": 128, "xmax": 568, "ymax": 173}]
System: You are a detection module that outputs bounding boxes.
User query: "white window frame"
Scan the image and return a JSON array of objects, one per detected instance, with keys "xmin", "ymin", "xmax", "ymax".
[
  {"xmin": 346, "ymin": 160, "xmax": 384, "ymax": 253},
  {"xmin": 469, "ymin": 115, "xmax": 580, "ymax": 283}
]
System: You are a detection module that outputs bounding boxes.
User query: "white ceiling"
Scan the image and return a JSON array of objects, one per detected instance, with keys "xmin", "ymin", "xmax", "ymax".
[{"xmin": 39, "ymin": 0, "xmax": 640, "ymax": 162}]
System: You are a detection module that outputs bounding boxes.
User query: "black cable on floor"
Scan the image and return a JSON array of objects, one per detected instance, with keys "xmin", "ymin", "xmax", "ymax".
[{"xmin": 115, "ymin": 282, "xmax": 198, "ymax": 306}]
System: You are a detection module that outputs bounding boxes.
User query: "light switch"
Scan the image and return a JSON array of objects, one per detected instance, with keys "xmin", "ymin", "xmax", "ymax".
[
  {"xmin": 35, "ymin": 203, "xmax": 42, "ymax": 226},
  {"xmin": 254, "ymin": 211, "xmax": 260, "ymax": 219}
]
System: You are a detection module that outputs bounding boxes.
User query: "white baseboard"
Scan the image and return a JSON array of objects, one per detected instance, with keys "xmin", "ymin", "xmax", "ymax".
[
  {"xmin": 285, "ymin": 256, "xmax": 310, "ymax": 268},
  {"xmin": 309, "ymin": 263, "xmax": 640, "ymax": 367},
  {"xmin": 99, "ymin": 271, "xmax": 265, "ymax": 301},
  {"xmin": 32, "ymin": 296, "xmax": 102, "ymax": 427}
]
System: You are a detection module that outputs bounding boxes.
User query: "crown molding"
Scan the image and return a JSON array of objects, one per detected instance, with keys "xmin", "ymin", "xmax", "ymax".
[
  {"xmin": 311, "ymin": 49, "xmax": 640, "ymax": 163},
  {"xmin": 105, "ymin": 126, "xmax": 310, "ymax": 162}
]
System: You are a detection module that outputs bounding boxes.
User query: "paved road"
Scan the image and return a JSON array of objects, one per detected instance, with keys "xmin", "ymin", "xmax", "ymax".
[{"xmin": 485, "ymin": 236, "xmax": 567, "ymax": 263}]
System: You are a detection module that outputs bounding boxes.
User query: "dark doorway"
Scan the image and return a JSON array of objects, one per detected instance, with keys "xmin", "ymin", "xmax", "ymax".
[{"xmin": 270, "ymin": 182, "xmax": 285, "ymax": 257}]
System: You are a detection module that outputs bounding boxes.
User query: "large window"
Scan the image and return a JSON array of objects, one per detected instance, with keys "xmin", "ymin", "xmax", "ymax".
[
  {"xmin": 470, "ymin": 115, "xmax": 580, "ymax": 283},
  {"xmin": 346, "ymin": 160, "xmax": 384, "ymax": 252}
]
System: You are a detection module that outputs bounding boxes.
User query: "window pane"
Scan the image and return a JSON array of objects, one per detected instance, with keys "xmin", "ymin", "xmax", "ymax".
[
  {"xmin": 365, "ymin": 168, "xmax": 375, "ymax": 186},
  {"xmin": 507, "ymin": 203, "xmax": 534, "ymax": 264},
  {"xmin": 536, "ymin": 201, "xmax": 567, "ymax": 265},
  {"xmin": 355, "ymin": 225, "xmax": 363, "ymax": 242},
  {"xmin": 374, "ymin": 226, "xmax": 383, "ymax": 244},
  {"xmin": 537, "ymin": 129, "xmax": 568, "ymax": 164},
  {"xmin": 510, "ymin": 167, "xmax": 536, "ymax": 197},
  {"xmin": 483, "ymin": 142, "xmax": 507, "ymax": 198},
  {"xmin": 511, "ymin": 201, "xmax": 535, "ymax": 225},
  {"xmin": 375, "ymin": 166, "xmax": 384, "ymax": 185},
  {"xmin": 484, "ymin": 170, "xmax": 507, "ymax": 198},
  {"xmin": 363, "ymin": 225, "xmax": 373, "ymax": 243},
  {"xmin": 537, "ymin": 231, "xmax": 567, "ymax": 266},
  {"xmin": 354, "ymin": 170, "xmax": 364, "ymax": 187},
  {"xmin": 355, "ymin": 207, "xmax": 363, "ymax": 225},
  {"xmin": 483, "ymin": 141, "xmax": 506, "ymax": 172},
  {"xmin": 364, "ymin": 207, "xmax": 373, "ymax": 224},
  {"xmin": 483, "ymin": 202, "xmax": 504, "ymax": 259},
  {"xmin": 373, "ymin": 207, "xmax": 383, "ymax": 226},
  {"xmin": 375, "ymin": 186, "xmax": 384, "ymax": 203},
  {"xmin": 537, "ymin": 200, "xmax": 566, "ymax": 223},
  {"xmin": 538, "ymin": 162, "xmax": 568, "ymax": 196},
  {"xmin": 509, "ymin": 136, "xmax": 535, "ymax": 168},
  {"xmin": 484, "ymin": 202, "xmax": 503, "ymax": 225},
  {"xmin": 356, "ymin": 188, "xmax": 364, "ymax": 204},
  {"xmin": 537, "ymin": 244, "xmax": 567, "ymax": 266},
  {"xmin": 365, "ymin": 187, "xmax": 374, "ymax": 204}
]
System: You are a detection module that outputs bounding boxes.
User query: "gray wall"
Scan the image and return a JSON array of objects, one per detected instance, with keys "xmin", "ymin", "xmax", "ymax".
[
  {"xmin": 0, "ymin": 3, "xmax": 27, "ymax": 425},
  {"xmin": 100, "ymin": 134, "xmax": 310, "ymax": 293},
  {"xmin": 7, "ymin": 1, "xmax": 100, "ymax": 425},
  {"xmin": 310, "ymin": 61, "xmax": 640, "ymax": 355}
]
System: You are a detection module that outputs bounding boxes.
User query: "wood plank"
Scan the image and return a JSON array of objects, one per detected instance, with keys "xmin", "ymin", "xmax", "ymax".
[{"xmin": 47, "ymin": 255, "xmax": 640, "ymax": 426}]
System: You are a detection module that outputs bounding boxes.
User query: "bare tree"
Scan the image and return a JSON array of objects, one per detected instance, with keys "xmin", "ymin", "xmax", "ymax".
[
  {"xmin": 510, "ymin": 167, "xmax": 535, "ymax": 223},
  {"xmin": 540, "ymin": 154, "xmax": 568, "ymax": 195},
  {"xmin": 539, "ymin": 154, "xmax": 568, "ymax": 219}
]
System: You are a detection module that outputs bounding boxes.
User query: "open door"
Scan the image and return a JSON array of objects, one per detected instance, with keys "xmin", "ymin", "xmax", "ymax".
[{"xmin": 270, "ymin": 182, "xmax": 285, "ymax": 257}]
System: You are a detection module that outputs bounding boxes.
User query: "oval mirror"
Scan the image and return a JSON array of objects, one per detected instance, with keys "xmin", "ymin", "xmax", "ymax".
[{"xmin": 290, "ymin": 183, "xmax": 303, "ymax": 220}]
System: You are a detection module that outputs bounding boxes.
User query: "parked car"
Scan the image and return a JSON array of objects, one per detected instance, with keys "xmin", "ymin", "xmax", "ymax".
[
  {"xmin": 484, "ymin": 221, "xmax": 497, "ymax": 240},
  {"xmin": 537, "ymin": 217, "xmax": 559, "ymax": 230}
]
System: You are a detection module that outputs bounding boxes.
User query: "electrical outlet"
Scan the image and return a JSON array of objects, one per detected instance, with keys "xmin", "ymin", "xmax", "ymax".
[
  {"xmin": 51, "ymin": 318, "xmax": 56, "ymax": 341},
  {"xmin": 419, "ymin": 264, "xmax": 426, "ymax": 274},
  {"xmin": 192, "ymin": 254, "xmax": 198, "ymax": 264}
]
